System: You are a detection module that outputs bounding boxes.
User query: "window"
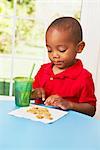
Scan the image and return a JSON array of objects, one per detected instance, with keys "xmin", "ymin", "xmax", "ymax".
[{"xmin": 0, "ymin": 0, "xmax": 82, "ymax": 96}]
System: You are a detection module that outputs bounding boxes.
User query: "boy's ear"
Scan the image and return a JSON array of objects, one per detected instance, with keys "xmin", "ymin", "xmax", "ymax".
[{"xmin": 76, "ymin": 41, "xmax": 85, "ymax": 53}]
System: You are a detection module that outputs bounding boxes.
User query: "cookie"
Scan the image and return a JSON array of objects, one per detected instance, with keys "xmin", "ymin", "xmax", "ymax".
[{"xmin": 27, "ymin": 106, "xmax": 53, "ymax": 120}]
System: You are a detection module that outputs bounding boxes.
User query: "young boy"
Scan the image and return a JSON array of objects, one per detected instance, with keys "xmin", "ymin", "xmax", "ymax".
[{"xmin": 31, "ymin": 17, "xmax": 96, "ymax": 116}]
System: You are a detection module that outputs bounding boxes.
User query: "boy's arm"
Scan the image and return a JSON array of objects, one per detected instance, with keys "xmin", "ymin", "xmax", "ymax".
[
  {"xmin": 45, "ymin": 95, "xmax": 96, "ymax": 117},
  {"xmin": 70, "ymin": 102, "xmax": 96, "ymax": 117}
]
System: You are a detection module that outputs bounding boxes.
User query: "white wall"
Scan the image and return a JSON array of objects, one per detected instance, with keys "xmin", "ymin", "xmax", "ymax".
[{"xmin": 80, "ymin": 0, "xmax": 100, "ymax": 119}]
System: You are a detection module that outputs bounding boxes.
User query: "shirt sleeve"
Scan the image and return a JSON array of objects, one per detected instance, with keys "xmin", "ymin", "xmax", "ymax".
[
  {"xmin": 32, "ymin": 64, "xmax": 48, "ymax": 89},
  {"xmin": 79, "ymin": 75, "xmax": 96, "ymax": 106},
  {"xmin": 32, "ymin": 66, "xmax": 43, "ymax": 89}
]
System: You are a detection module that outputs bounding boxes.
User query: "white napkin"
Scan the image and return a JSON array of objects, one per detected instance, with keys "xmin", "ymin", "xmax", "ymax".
[{"xmin": 8, "ymin": 104, "xmax": 68, "ymax": 124}]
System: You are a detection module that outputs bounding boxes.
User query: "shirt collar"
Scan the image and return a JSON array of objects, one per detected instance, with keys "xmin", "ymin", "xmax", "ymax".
[{"xmin": 44, "ymin": 59, "xmax": 83, "ymax": 79}]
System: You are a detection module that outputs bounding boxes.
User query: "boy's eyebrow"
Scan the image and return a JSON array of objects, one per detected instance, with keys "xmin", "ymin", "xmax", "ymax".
[{"xmin": 46, "ymin": 44, "xmax": 67, "ymax": 47}]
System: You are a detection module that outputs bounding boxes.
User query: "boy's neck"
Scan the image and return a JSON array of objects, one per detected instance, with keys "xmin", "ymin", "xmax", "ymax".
[
  {"xmin": 52, "ymin": 65, "xmax": 65, "ymax": 75},
  {"xmin": 52, "ymin": 59, "xmax": 77, "ymax": 75}
]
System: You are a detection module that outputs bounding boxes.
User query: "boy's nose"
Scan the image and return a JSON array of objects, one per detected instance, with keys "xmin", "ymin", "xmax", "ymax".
[{"xmin": 52, "ymin": 52, "xmax": 59, "ymax": 58}]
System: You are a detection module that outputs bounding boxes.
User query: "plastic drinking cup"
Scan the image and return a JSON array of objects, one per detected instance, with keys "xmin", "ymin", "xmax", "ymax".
[{"xmin": 14, "ymin": 77, "xmax": 33, "ymax": 107}]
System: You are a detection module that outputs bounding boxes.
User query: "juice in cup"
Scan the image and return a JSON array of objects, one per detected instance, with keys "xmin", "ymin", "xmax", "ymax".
[{"xmin": 14, "ymin": 77, "xmax": 33, "ymax": 107}]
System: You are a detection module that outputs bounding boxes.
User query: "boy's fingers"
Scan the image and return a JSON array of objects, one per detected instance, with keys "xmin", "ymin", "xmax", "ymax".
[
  {"xmin": 41, "ymin": 89, "xmax": 45, "ymax": 101},
  {"xmin": 31, "ymin": 88, "xmax": 45, "ymax": 100},
  {"xmin": 45, "ymin": 97, "xmax": 60, "ymax": 106},
  {"xmin": 44, "ymin": 97, "xmax": 54, "ymax": 105},
  {"xmin": 42, "ymin": 97, "xmax": 45, "ymax": 101}
]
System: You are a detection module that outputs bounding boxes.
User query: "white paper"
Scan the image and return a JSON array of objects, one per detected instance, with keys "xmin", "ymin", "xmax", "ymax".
[{"xmin": 8, "ymin": 104, "xmax": 68, "ymax": 124}]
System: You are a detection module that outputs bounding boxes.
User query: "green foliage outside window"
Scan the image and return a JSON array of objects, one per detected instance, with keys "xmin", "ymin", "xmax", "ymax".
[
  {"xmin": 0, "ymin": 0, "xmax": 81, "ymax": 54},
  {"xmin": 0, "ymin": 0, "xmax": 39, "ymax": 54}
]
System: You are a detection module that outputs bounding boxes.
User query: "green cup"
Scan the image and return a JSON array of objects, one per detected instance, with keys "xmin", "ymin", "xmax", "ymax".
[{"xmin": 14, "ymin": 77, "xmax": 33, "ymax": 107}]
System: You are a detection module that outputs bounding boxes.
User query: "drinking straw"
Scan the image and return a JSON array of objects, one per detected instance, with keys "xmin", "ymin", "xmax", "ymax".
[
  {"xmin": 22, "ymin": 63, "xmax": 35, "ymax": 102},
  {"xmin": 28, "ymin": 63, "xmax": 35, "ymax": 80}
]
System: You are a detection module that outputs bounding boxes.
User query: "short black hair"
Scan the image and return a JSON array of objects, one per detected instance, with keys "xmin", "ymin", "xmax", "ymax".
[{"xmin": 46, "ymin": 17, "xmax": 83, "ymax": 44}]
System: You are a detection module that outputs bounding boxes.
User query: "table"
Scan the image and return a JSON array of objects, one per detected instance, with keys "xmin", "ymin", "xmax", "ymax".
[{"xmin": 0, "ymin": 100, "xmax": 100, "ymax": 150}]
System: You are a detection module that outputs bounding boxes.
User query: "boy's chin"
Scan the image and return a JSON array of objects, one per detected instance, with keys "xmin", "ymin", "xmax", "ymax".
[{"xmin": 55, "ymin": 64, "xmax": 65, "ymax": 69}]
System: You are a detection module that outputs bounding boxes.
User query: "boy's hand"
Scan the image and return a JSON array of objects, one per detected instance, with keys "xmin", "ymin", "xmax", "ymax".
[
  {"xmin": 44, "ymin": 94, "xmax": 73, "ymax": 110},
  {"xmin": 31, "ymin": 88, "xmax": 45, "ymax": 101}
]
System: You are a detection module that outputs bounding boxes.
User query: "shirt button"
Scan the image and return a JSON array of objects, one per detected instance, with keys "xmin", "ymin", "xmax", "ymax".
[{"xmin": 50, "ymin": 77, "xmax": 53, "ymax": 80}]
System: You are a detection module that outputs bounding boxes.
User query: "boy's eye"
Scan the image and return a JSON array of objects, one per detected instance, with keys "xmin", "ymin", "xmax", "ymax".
[
  {"xmin": 59, "ymin": 49, "xmax": 66, "ymax": 52},
  {"xmin": 48, "ymin": 49, "xmax": 66, "ymax": 53},
  {"xmin": 47, "ymin": 48, "xmax": 52, "ymax": 53},
  {"xmin": 58, "ymin": 46, "xmax": 67, "ymax": 52},
  {"xmin": 48, "ymin": 50, "xmax": 52, "ymax": 53},
  {"xmin": 46, "ymin": 46, "xmax": 52, "ymax": 52}
]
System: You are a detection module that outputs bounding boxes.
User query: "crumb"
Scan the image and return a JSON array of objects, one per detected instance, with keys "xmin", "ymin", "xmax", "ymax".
[{"xmin": 36, "ymin": 114, "xmax": 44, "ymax": 119}]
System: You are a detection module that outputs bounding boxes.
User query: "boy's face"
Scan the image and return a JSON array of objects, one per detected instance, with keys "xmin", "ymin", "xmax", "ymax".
[{"xmin": 46, "ymin": 28, "xmax": 78, "ymax": 69}]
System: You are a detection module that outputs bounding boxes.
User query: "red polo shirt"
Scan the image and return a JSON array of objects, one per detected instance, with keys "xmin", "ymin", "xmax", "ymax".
[{"xmin": 33, "ymin": 59, "xmax": 96, "ymax": 106}]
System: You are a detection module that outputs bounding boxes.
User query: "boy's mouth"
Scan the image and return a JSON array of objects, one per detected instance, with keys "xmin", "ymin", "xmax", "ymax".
[
  {"xmin": 53, "ymin": 61, "xmax": 62, "ymax": 64},
  {"xmin": 53, "ymin": 61, "xmax": 63, "ymax": 66}
]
